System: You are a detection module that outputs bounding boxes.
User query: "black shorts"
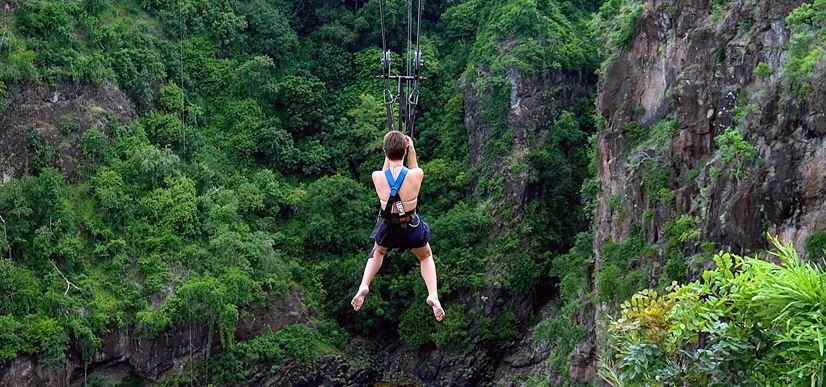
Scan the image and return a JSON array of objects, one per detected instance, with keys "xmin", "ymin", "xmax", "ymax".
[{"xmin": 368, "ymin": 214, "xmax": 430, "ymax": 258}]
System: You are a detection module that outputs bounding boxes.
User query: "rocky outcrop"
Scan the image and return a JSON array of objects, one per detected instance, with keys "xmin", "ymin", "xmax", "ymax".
[
  {"xmin": 0, "ymin": 82, "xmax": 135, "ymax": 183},
  {"xmin": 463, "ymin": 68, "xmax": 596, "ymax": 218},
  {"xmin": 0, "ymin": 289, "xmax": 310, "ymax": 386},
  {"xmin": 591, "ymin": 0, "xmax": 825, "ymax": 380}
]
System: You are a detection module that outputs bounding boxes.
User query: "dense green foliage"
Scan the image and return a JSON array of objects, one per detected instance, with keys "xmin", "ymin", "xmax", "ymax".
[
  {"xmin": 0, "ymin": 0, "xmax": 601, "ymax": 381},
  {"xmin": 807, "ymin": 231, "xmax": 826, "ymax": 262},
  {"xmin": 784, "ymin": 0, "xmax": 825, "ymax": 97},
  {"xmin": 1, "ymin": 0, "xmax": 824, "ymax": 384},
  {"xmin": 602, "ymin": 237, "xmax": 826, "ymax": 386}
]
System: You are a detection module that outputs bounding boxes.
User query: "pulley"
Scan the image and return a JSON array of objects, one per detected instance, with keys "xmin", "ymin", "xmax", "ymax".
[
  {"xmin": 381, "ymin": 50, "xmax": 392, "ymax": 71},
  {"xmin": 412, "ymin": 50, "xmax": 424, "ymax": 74}
]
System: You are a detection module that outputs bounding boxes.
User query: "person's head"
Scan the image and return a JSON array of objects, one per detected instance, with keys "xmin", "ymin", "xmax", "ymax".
[{"xmin": 383, "ymin": 131, "xmax": 406, "ymax": 161}]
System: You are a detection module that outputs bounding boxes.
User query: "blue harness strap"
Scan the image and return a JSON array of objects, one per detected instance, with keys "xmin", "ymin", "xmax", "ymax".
[{"xmin": 385, "ymin": 167, "xmax": 408, "ymax": 198}]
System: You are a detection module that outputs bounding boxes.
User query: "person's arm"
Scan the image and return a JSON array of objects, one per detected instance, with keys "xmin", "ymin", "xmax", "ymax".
[{"xmin": 405, "ymin": 136, "xmax": 419, "ymax": 169}]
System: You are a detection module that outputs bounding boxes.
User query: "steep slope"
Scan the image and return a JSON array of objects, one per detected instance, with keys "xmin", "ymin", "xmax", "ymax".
[
  {"xmin": 0, "ymin": 0, "xmax": 604, "ymax": 386},
  {"xmin": 0, "ymin": 83, "xmax": 135, "ymax": 181},
  {"xmin": 590, "ymin": 0, "xmax": 826, "ymax": 379}
]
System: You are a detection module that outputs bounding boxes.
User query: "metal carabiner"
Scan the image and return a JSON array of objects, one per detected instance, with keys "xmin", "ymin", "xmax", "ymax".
[{"xmin": 408, "ymin": 89, "xmax": 419, "ymax": 106}]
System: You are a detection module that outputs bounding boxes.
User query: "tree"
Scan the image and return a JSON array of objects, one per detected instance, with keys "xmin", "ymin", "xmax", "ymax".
[
  {"xmin": 123, "ymin": 145, "xmax": 181, "ymax": 190},
  {"xmin": 273, "ymin": 75, "xmax": 327, "ymax": 135},
  {"xmin": 91, "ymin": 169, "xmax": 130, "ymax": 219},
  {"xmin": 139, "ymin": 176, "xmax": 199, "ymax": 236},
  {"xmin": 258, "ymin": 125, "xmax": 298, "ymax": 173},
  {"xmin": 81, "ymin": 128, "xmax": 108, "ymax": 163},
  {"xmin": 296, "ymin": 175, "xmax": 374, "ymax": 256},
  {"xmin": 236, "ymin": 55, "xmax": 277, "ymax": 101},
  {"xmin": 242, "ymin": 0, "xmax": 298, "ymax": 63},
  {"xmin": 157, "ymin": 82, "xmax": 184, "ymax": 113},
  {"xmin": 142, "ymin": 112, "xmax": 184, "ymax": 149}
]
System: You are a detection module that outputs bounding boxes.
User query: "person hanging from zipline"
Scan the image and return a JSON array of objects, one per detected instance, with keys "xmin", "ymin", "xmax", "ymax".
[{"xmin": 351, "ymin": 130, "xmax": 444, "ymax": 322}]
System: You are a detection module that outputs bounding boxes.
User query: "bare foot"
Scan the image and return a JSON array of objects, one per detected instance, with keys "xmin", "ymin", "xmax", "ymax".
[
  {"xmin": 426, "ymin": 295, "xmax": 445, "ymax": 322},
  {"xmin": 351, "ymin": 286, "xmax": 369, "ymax": 312}
]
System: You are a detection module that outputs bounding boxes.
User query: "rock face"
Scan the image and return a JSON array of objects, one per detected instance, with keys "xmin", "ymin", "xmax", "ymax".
[
  {"xmin": 0, "ymin": 289, "xmax": 310, "ymax": 386},
  {"xmin": 0, "ymin": 82, "xmax": 135, "ymax": 183},
  {"xmin": 591, "ymin": 0, "xmax": 825, "ymax": 380},
  {"xmin": 464, "ymin": 68, "xmax": 596, "ymax": 218}
]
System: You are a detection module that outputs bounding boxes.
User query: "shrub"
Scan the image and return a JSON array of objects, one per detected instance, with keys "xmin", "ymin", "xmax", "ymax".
[
  {"xmin": 242, "ymin": 1, "xmax": 298, "ymax": 63},
  {"xmin": 141, "ymin": 112, "xmax": 184, "ymax": 148},
  {"xmin": 716, "ymin": 127, "xmax": 756, "ymax": 178},
  {"xmin": 599, "ymin": 232, "xmax": 651, "ymax": 303},
  {"xmin": 26, "ymin": 130, "xmax": 54, "ymax": 173},
  {"xmin": 753, "ymin": 62, "xmax": 773, "ymax": 77},
  {"xmin": 57, "ymin": 119, "xmax": 81, "ymax": 136},
  {"xmin": 398, "ymin": 302, "xmax": 435, "ymax": 348},
  {"xmin": 157, "ymin": 83, "xmax": 184, "ymax": 113},
  {"xmin": 805, "ymin": 231, "xmax": 826, "ymax": 261},
  {"xmin": 603, "ymin": 237, "xmax": 826, "ymax": 385},
  {"xmin": 81, "ymin": 128, "xmax": 108, "ymax": 162},
  {"xmin": 650, "ymin": 118, "xmax": 679, "ymax": 148},
  {"xmin": 591, "ymin": 0, "xmax": 644, "ymax": 72},
  {"xmin": 0, "ymin": 82, "xmax": 8, "ymax": 111},
  {"xmin": 432, "ymin": 306, "xmax": 472, "ymax": 351},
  {"xmin": 624, "ymin": 122, "xmax": 644, "ymax": 148},
  {"xmin": 783, "ymin": 0, "xmax": 825, "ymax": 97}
]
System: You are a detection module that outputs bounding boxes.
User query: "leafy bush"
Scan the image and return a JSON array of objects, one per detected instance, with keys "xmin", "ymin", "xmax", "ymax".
[
  {"xmin": 0, "ymin": 81, "xmax": 8, "ymax": 111},
  {"xmin": 716, "ymin": 127, "xmax": 756, "ymax": 179},
  {"xmin": 805, "ymin": 231, "xmax": 826, "ymax": 261},
  {"xmin": 26, "ymin": 130, "xmax": 54, "ymax": 173},
  {"xmin": 783, "ymin": 0, "xmax": 825, "ymax": 97},
  {"xmin": 242, "ymin": 0, "xmax": 298, "ymax": 63},
  {"xmin": 603, "ymin": 237, "xmax": 826, "ymax": 385},
  {"xmin": 81, "ymin": 128, "xmax": 108, "ymax": 162},
  {"xmin": 211, "ymin": 323, "xmax": 336, "ymax": 384},
  {"xmin": 599, "ymin": 232, "xmax": 652, "ymax": 303},
  {"xmin": 274, "ymin": 75, "xmax": 327, "ymax": 135},
  {"xmin": 157, "ymin": 83, "xmax": 184, "ymax": 113},
  {"xmin": 753, "ymin": 62, "xmax": 773, "ymax": 78},
  {"xmin": 650, "ymin": 118, "xmax": 678, "ymax": 149},
  {"xmin": 591, "ymin": 0, "xmax": 644, "ymax": 73}
]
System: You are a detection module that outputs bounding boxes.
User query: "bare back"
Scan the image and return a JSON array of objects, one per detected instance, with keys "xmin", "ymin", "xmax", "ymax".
[{"xmin": 372, "ymin": 166, "xmax": 424, "ymax": 213}]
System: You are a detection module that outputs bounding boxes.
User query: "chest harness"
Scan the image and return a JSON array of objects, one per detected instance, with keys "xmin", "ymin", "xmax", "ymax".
[{"xmin": 380, "ymin": 167, "xmax": 420, "ymax": 232}]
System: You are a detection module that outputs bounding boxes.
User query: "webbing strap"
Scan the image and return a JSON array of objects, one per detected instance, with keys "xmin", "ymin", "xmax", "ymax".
[{"xmin": 385, "ymin": 167, "xmax": 408, "ymax": 197}]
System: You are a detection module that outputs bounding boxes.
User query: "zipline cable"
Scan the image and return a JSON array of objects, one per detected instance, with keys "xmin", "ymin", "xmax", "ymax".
[
  {"xmin": 377, "ymin": 0, "xmax": 424, "ymax": 138},
  {"xmin": 409, "ymin": 0, "xmax": 423, "ymax": 139},
  {"xmin": 379, "ymin": 0, "xmax": 394, "ymax": 132}
]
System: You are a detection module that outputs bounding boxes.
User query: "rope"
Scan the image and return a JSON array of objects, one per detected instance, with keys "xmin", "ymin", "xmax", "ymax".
[
  {"xmin": 180, "ymin": 3, "xmax": 186, "ymax": 151},
  {"xmin": 416, "ymin": 0, "xmax": 422, "ymax": 66},
  {"xmin": 379, "ymin": 0, "xmax": 394, "ymax": 131},
  {"xmin": 376, "ymin": 0, "xmax": 424, "ymax": 137},
  {"xmin": 379, "ymin": 0, "xmax": 387, "ymax": 55},
  {"xmin": 411, "ymin": 0, "xmax": 423, "ymax": 139},
  {"xmin": 406, "ymin": 0, "xmax": 412, "ymax": 94}
]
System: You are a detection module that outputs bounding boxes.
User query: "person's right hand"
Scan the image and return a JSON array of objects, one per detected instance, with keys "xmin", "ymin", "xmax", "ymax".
[{"xmin": 405, "ymin": 135, "xmax": 414, "ymax": 149}]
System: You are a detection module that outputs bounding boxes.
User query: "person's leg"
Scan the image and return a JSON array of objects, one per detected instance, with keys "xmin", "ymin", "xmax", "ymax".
[
  {"xmin": 411, "ymin": 243, "xmax": 444, "ymax": 321},
  {"xmin": 352, "ymin": 244, "xmax": 387, "ymax": 311}
]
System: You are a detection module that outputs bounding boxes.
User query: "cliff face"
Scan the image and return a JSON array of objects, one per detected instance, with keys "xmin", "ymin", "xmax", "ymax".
[
  {"xmin": 0, "ymin": 289, "xmax": 310, "ymax": 386},
  {"xmin": 0, "ymin": 83, "xmax": 135, "ymax": 182},
  {"xmin": 464, "ymin": 68, "xmax": 595, "ymax": 217},
  {"xmin": 592, "ymin": 0, "xmax": 825, "ymax": 373}
]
